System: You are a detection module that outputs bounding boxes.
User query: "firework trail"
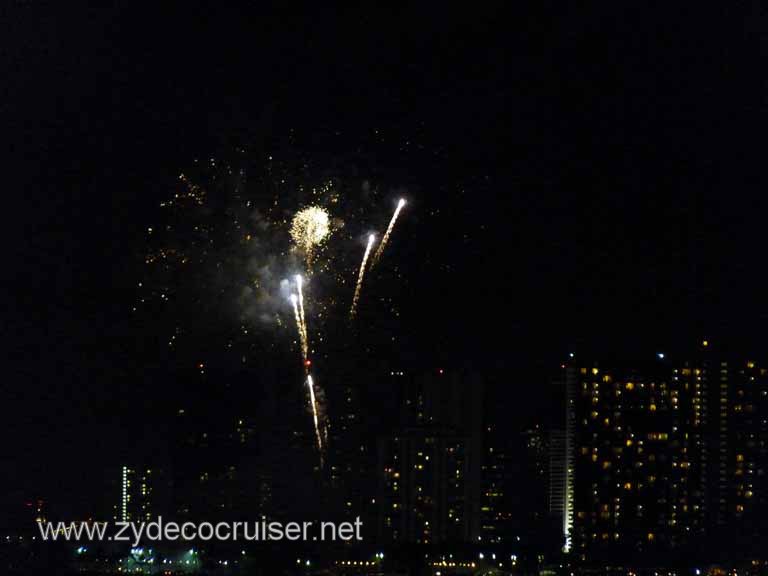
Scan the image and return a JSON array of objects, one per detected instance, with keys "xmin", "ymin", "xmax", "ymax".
[
  {"xmin": 306, "ymin": 374, "xmax": 324, "ymax": 464},
  {"xmin": 290, "ymin": 294, "xmax": 309, "ymax": 364},
  {"xmin": 349, "ymin": 233, "xmax": 376, "ymax": 318},
  {"xmin": 371, "ymin": 198, "xmax": 406, "ymax": 266},
  {"xmin": 295, "ymin": 275, "xmax": 308, "ymax": 356},
  {"xmin": 293, "ymin": 287, "xmax": 324, "ymax": 467}
]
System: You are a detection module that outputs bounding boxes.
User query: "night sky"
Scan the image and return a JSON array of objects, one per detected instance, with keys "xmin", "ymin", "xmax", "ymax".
[{"xmin": 3, "ymin": 4, "xmax": 768, "ymax": 521}]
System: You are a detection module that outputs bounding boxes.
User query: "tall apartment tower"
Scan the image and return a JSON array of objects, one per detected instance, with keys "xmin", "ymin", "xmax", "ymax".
[
  {"xmin": 377, "ymin": 370, "xmax": 484, "ymax": 544},
  {"xmin": 550, "ymin": 366, "xmax": 577, "ymax": 553},
  {"xmin": 117, "ymin": 466, "xmax": 155, "ymax": 523},
  {"xmin": 561, "ymin": 343, "xmax": 768, "ymax": 565},
  {"xmin": 676, "ymin": 343, "xmax": 768, "ymax": 536},
  {"xmin": 548, "ymin": 428, "xmax": 568, "ymax": 547},
  {"xmin": 567, "ymin": 361, "xmax": 699, "ymax": 563}
]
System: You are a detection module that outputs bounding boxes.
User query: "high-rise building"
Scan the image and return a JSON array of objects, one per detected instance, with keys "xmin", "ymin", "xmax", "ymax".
[
  {"xmin": 523, "ymin": 425, "xmax": 549, "ymax": 519},
  {"xmin": 729, "ymin": 360, "xmax": 768, "ymax": 531},
  {"xmin": 172, "ymin": 403, "xmax": 275, "ymax": 523},
  {"xmin": 377, "ymin": 370, "xmax": 484, "ymax": 544},
  {"xmin": 548, "ymin": 428, "xmax": 568, "ymax": 544},
  {"xmin": 551, "ymin": 366, "xmax": 577, "ymax": 553},
  {"xmin": 480, "ymin": 423, "xmax": 512, "ymax": 544},
  {"xmin": 675, "ymin": 347, "xmax": 768, "ymax": 538},
  {"xmin": 117, "ymin": 466, "xmax": 155, "ymax": 523},
  {"xmin": 326, "ymin": 362, "xmax": 379, "ymax": 527},
  {"xmin": 560, "ymin": 360, "xmax": 695, "ymax": 563},
  {"xmin": 558, "ymin": 345, "xmax": 768, "ymax": 565}
]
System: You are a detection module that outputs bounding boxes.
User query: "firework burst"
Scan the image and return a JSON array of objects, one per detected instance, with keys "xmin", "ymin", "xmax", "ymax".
[
  {"xmin": 137, "ymin": 156, "xmax": 409, "ymax": 469},
  {"xmin": 290, "ymin": 206, "xmax": 330, "ymax": 269}
]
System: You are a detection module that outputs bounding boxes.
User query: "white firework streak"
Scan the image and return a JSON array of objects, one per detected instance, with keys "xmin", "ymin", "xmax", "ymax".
[
  {"xmin": 371, "ymin": 198, "xmax": 406, "ymax": 266},
  {"xmin": 295, "ymin": 275, "xmax": 309, "ymax": 362},
  {"xmin": 290, "ymin": 295, "xmax": 308, "ymax": 364},
  {"xmin": 349, "ymin": 233, "xmax": 376, "ymax": 318},
  {"xmin": 306, "ymin": 374, "xmax": 324, "ymax": 464}
]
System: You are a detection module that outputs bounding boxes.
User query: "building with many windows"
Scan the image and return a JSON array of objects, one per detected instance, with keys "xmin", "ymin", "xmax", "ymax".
[
  {"xmin": 553, "ymin": 343, "xmax": 768, "ymax": 565},
  {"xmin": 480, "ymin": 423, "xmax": 511, "ymax": 544},
  {"xmin": 377, "ymin": 371, "xmax": 484, "ymax": 544},
  {"xmin": 117, "ymin": 466, "xmax": 155, "ymax": 523}
]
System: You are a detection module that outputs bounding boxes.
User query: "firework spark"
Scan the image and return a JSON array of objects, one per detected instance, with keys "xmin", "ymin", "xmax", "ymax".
[
  {"xmin": 306, "ymin": 374, "xmax": 324, "ymax": 464},
  {"xmin": 372, "ymin": 198, "xmax": 406, "ymax": 266},
  {"xmin": 290, "ymin": 206, "xmax": 331, "ymax": 269},
  {"xmin": 349, "ymin": 233, "xmax": 376, "ymax": 318}
]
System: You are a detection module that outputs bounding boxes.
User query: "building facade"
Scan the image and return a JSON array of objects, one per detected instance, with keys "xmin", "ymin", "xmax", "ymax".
[
  {"xmin": 556, "ymin": 344, "xmax": 768, "ymax": 565},
  {"xmin": 377, "ymin": 371, "xmax": 484, "ymax": 544}
]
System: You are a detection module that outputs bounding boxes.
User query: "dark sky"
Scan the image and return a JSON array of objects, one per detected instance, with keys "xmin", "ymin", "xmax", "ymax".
[{"xmin": 3, "ymin": 4, "xmax": 768, "ymax": 519}]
